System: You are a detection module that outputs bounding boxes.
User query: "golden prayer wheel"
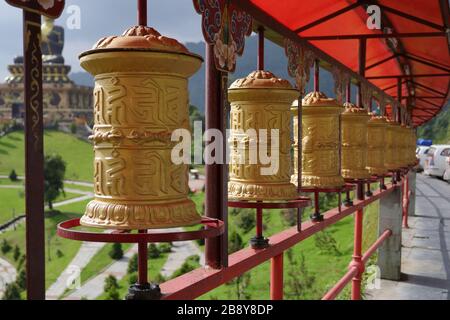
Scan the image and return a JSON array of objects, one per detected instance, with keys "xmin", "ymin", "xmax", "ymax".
[
  {"xmin": 409, "ymin": 127, "xmax": 417, "ymax": 166},
  {"xmin": 341, "ymin": 103, "xmax": 371, "ymax": 180},
  {"xmin": 392, "ymin": 122, "xmax": 405, "ymax": 168},
  {"xmin": 293, "ymin": 92, "xmax": 345, "ymax": 188},
  {"xmin": 400, "ymin": 125, "xmax": 409, "ymax": 168},
  {"xmin": 366, "ymin": 115, "xmax": 388, "ymax": 176},
  {"xmin": 384, "ymin": 120, "xmax": 401, "ymax": 171},
  {"xmin": 228, "ymin": 70, "xmax": 298, "ymax": 200},
  {"xmin": 79, "ymin": 26, "xmax": 203, "ymax": 229}
]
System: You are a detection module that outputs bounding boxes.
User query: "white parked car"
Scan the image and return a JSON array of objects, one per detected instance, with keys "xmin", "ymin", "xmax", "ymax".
[
  {"xmin": 443, "ymin": 156, "xmax": 450, "ymax": 182},
  {"xmin": 424, "ymin": 145, "xmax": 450, "ymax": 178},
  {"xmin": 416, "ymin": 146, "xmax": 431, "ymax": 171}
]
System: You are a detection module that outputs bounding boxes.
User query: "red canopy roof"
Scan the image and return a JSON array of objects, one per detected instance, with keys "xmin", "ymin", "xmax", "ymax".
[{"xmin": 245, "ymin": 0, "xmax": 450, "ymax": 127}]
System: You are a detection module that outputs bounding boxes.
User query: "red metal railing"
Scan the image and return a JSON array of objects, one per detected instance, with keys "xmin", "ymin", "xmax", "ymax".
[{"xmin": 159, "ymin": 180, "xmax": 407, "ymax": 300}]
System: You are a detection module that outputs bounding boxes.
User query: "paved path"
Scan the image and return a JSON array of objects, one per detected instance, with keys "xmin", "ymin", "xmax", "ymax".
[
  {"xmin": 46, "ymin": 240, "xmax": 106, "ymax": 300},
  {"xmin": 0, "ymin": 258, "xmax": 17, "ymax": 299},
  {"xmin": 160, "ymin": 232, "xmax": 205, "ymax": 278},
  {"xmin": 367, "ymin": 173, "xmax": 450, "ymax": 300},
  {"xmin": 64, "ymin": 245, "xmax": 138, "ymax": 300}
]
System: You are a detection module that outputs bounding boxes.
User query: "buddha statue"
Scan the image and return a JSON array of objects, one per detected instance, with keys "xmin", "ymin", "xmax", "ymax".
[{"xmin": 41, "ymin": 17, "xmax": 65, "ymax": 64}]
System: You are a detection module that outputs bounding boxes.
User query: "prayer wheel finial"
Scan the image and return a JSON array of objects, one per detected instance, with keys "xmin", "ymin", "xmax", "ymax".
[{"xmin": 79, "ymin": 26, "xmax": 203, "ymax": 229}]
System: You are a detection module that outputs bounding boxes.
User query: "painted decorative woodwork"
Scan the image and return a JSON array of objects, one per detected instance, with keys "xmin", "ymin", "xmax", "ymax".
[
  {"xmin": 366, "ymin": 115, "xmax": 388, "ymax": 176},
  {"xmin": 227, "ymin": 70, "xmax": 298, "ymax": 200},
  {"xmin": 293, "ymin": 91, "xmax": 345, "ymax": 188},
  {"xmin": 193, "ymin": 0, "xmax": 252, "ymax": 73},
  {"xmin": 79, "ymin": 26, "xmax": 203, "ymax": 229},
  {"xmin": 341, "ymin": 103, "xmax": 371, "ymax": 180}
]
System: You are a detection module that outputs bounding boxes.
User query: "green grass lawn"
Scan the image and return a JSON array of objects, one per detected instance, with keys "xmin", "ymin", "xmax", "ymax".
[
  {"xmin": 0, "ymin": 187, "xmax": 84, "ymax": 225},
  {"xmin": 186, "ymin": 191, "xmax": 380, "ymax": 300},
  {"xmin": 0, "ymin": 130, "xmax": 93, "ymax": 182}
]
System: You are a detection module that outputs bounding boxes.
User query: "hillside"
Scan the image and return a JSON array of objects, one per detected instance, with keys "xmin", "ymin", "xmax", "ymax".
[
  {"xmin": 0, "ymin": 130, "xmax": 93, "ymax": 182},
  {"xmin": 417, "ymin": 104, "xmax": 450, "ymax": 144}
]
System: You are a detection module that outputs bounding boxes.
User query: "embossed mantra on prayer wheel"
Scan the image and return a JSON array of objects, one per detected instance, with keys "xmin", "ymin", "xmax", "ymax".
[
  {"xmin": 384, "ymin": 120, "xmax": 400, "ymax": 171},
  {"xmin": 79, "ymin": 26, "xmax": 203, "ymax": 229},
  {"xmin": 392, "ymin": 122, "xmax": 404, "ymax": 169},
  {"xmin": 400, "ymin": 124, "xmax": 409, "ymax": 168},
  {"xmin": 366, "ymin": 115, "xmax": 388, "ymax": 176},
  {"xmin": 341, "ymin": 103, "xmax": 370, "ymax": 180},
  {"xmin": 294, "ymin": 92, "xmax": 345, "ymax": 188},
  {"xmin": 408, "ymin": 127, "xmax": 417, "ymax": 166},
  {"xmin": 228, "ymin": 70, "xmax": 299, "ymax": 200}
]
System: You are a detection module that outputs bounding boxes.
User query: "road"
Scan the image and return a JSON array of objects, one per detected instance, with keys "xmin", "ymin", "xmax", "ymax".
[{"xmin": 367, "ymin": 173, "xmax": 450, "ymax": 300}]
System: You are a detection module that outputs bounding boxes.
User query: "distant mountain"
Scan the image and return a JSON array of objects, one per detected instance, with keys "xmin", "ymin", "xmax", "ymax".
[
  {"xmin": 186, "ymin": 36, "xmax": 337, "ymax": 114},
  {"xmin": 70, "ymin": 71, "xmax": 94, "ymax": 87},
  {"xmin": 417, "ymin": 104, "xmax": 450, "ymax": 143},
  {"xmin": 69, "ymin": 36, "xmax": 338, "ymax": 114}
]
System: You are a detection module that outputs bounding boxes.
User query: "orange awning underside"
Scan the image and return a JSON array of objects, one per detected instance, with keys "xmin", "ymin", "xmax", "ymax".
[{"xmin": 248, "ymin": 0, "xmax": 450, "ymax": 127}]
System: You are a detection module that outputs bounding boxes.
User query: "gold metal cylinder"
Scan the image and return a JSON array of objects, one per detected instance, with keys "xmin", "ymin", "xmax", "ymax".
[
  {"xmin": 385, "ymin": 120, "xmax": 401, "ymax": 171},
  {"xmin": 341, "ymin": 103, "xmax": 370, "ymax": 180},
  {"xmin": 408, "ymin": 127, "xmax": 417, "ymax": 165},
  {"xmin": 294, "ymin": 92, "xmax": 345, "ymax": 188},
  {"xmin": 79, "ymin": 26, "xmax": 203, "ymax": 229},
  {"xmin": 367, "ymin": 115, "xmax": 388, "ymax": 176},
  {"xmin": 228, "ymin": 70, "xmax": 299, "ymax": 200}
]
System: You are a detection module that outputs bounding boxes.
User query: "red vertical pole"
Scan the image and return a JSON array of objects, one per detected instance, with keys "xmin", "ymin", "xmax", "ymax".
[
  {"xmin": 138, "ymin": 230, "xmax": 148, "ymax": 285},
  {"xmin": 270, "ymin": 254, "xmax": 284, "ymax": 300},
  {"xmin": 23, "ymin": 11, "xmax": 45, "ymax": 300},
  {"xmin": 205, "ymin": 45, "xmax": 228, "ymax": 268},
  {"xmin": 255, "ymin": 207, "xmax": 263, "ymax": 238},
  {"xmin": 403, "ymin": 175, "xmax": 410, "ymax": 228},
  {"xmin": 257, "ymin": 27, "xmax": 265, "ymax": 71},
  {"xmin": 138, "ymin": 0, "xmax": 147, "ymax": 26},
  {"xmin": 351, "ymin": 183, "xmax": 364, "ymax": 300}
]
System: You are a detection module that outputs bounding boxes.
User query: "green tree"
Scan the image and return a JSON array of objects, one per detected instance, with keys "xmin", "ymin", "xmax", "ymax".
[
  {"xmin": 108, "ymin": 243, "xmax": 123, "ymax": 260},
  {"xmin": 1, "ymin": 239, "xmax": 12, "ymax": 254},
  {"xmin": 2, "ymin": 283, "xmax": 21, "ymax": 300},
  {"xmin": 127, "ymin": 254, "xmax": 138, "ymax": 274},
  {"xmin": 148, "ymin": 244, "xmax": 160, "ymax": 259},
  {"xmin": 104, "ymin": 275, "xmax": 119, "ymax": 292},
  {"xmin": 8, "ymin": 169, "xmax": 18, "ymax": 182},
  {"xmin": 228, "ymin": 231, "xmax": 243, "ymax": 254},
  {"xmin": 13, "ymin": 245, "xmax": 20, "ymax": 261},
  {"xmin": 16, "ymin": 269, "xmax": 26, "ymax": 290},
  {"xmin": 44, "ymin": 154, "xmax": 66, "ymax": 210},
  {"xmin": 314, "ymin": 230, "xmax": 341, "ymax": 256},
  {"xmin": 235, "ymin": 209, "xmax": 256, "ymax": 233}
]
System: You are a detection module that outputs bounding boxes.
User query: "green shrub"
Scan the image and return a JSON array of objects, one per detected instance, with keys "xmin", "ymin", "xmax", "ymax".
[
  {"xmin": 104, "ymin": 275, "xmax": 119, "ymax": 293},
  {"xmin": 228, "ymin": 231, "xmax": 243, "ymax": 254},
  {"xmin": 148, "ymin": 244, "xmax": 160, "ymax": 259},
  {"xmin": 235, "ymin": 209, "xmax": 256, "ymax": 233},
  {"xmin": 13, "ymin": 245, "xmax": 20, "ymax": 261},
  {"xmin": 56, "ymin": 249, "xmax": 64, "ymax": 258},
  {"xmin": 128, "ymin": 273, "xmax": 138, "ymax": 285},
  {"xmin": 158, "ymin": 243, "xmax": 172, "ymax": 253},
  {"xmin": 108, "ymin": 243, "xmax": 123, "ymax": 260},
  {"xmin": 2, "ymin": 283, "xmax": 21, "ymax": 300},
  {"xmin": 1, "ymin": 239, "xmax": 12, "ymax": 254},
  {"xmin": 127, "ymin": 254, "xmax": 138, "ymax": 274},
  {"xmin": 9, "ymin": 169, "xmax": 18, "ymax": 182}
]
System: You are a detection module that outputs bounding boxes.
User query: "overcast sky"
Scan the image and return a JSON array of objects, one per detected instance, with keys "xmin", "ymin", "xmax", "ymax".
[{"xmin": 0, "ymin": 0, "xmax": 204, "ymax": 80}]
